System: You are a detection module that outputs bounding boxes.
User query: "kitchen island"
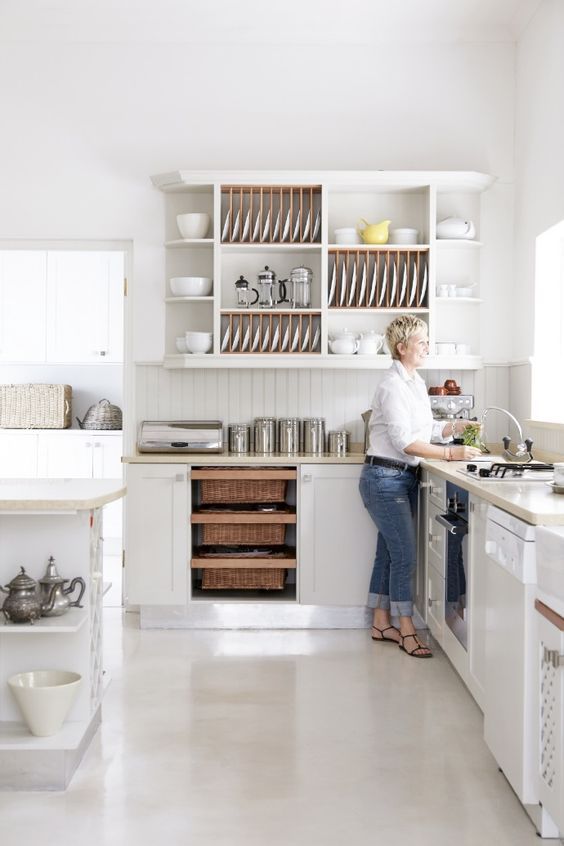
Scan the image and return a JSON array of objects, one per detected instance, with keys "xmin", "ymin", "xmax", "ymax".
[{"xmin": 0, "ymin": 478, "xmax": 125, "ymax": 790}]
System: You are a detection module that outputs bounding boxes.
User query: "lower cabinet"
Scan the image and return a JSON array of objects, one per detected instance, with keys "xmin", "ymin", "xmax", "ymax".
[
  {"xmin": 299, "ymin": 464, "xmax": 376, "ymax": 605},
  {"xmin": 537, "ymin": 605, "xmax": 564, "ymax": 836},
  {"xmin": 427, "ymin": 553, "xmax": 445, "ymax": 645},
  {"xmin": 467, "ymin": 495, "xmax": 489, "ymax": 709},
  {"xmin": 125, "ymin": 463, "xmax": 189, "ymax": 605},
  {"xmin": 0, "ymin": 432, "xmax": 39, "ymax": 477}
]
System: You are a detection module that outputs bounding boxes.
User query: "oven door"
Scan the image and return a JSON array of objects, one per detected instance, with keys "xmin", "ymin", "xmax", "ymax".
[{"xmin": 435, "ymin": 512, "xmax": 469, "ymax": 649}]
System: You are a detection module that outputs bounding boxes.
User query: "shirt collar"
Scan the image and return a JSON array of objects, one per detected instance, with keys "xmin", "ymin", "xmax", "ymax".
[{"xmin": 392, "ymin": 358, "xmax": 425, "ymax": 385}]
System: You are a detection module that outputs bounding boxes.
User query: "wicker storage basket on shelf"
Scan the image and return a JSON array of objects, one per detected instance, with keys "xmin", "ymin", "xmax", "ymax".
[
  {"xmin": 0, "ymin": 384, "xmax": 72, "ymax": 429},
  {"xmin": 202, "ymin": 568, "xmax": 286, "ymax": 590},
  {"xmin": 201, "ymin": 522, "xmax": 285, "ymax": 545},
  {"xmin": 200, "ymin": 478, "xmax": 287, "ymax": 504}
]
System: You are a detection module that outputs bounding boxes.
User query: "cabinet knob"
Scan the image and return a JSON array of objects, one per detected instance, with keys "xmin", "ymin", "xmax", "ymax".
[
  {"xmin": 175, "ymin": 473, "xmax": 186, "ymax": 482},
  {"xmin": 303, "ymin": 474, "xmax": 312, "ymax": 483},
  {"xmin": 428, "ymin": 597, "xmax": 439, "ymax": 607},
  {"xmin": 428, "ymin": 532, "xmax": 439, "ymax": 544}
]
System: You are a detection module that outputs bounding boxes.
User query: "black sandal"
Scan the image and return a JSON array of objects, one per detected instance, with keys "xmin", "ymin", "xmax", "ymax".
[
  {"xmin": 371, "ymin": 625, "xmax": 400, "ymax": 643},
  {"xmin": 398, "ymin": 633, "xmax": 433, "ymax": 658}
]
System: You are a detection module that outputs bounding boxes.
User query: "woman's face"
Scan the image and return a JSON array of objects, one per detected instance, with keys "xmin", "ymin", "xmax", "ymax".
[{"xmin": 397, "ymin": 330, "xmax": 429, "ymax": 371}]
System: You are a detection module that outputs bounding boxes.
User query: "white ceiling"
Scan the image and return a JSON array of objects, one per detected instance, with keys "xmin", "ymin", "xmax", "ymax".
[{"xmin": 0, "ymin": 0, "xmax": 543, "ymax": 44}]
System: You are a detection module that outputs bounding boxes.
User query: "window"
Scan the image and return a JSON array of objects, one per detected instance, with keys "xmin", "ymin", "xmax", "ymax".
[{"xmin": 531, "ymin": 220, "xmax": 564, "ymax": 423}]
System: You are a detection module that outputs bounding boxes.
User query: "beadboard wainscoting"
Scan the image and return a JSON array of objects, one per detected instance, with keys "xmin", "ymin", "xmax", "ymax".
[
  {"xmin": 133, "ymin": 364, "xmax": 511, "ymax": 448},
  {"xmin": 511, "ymin": 361, "xmax": 564, "ymax": 457}
]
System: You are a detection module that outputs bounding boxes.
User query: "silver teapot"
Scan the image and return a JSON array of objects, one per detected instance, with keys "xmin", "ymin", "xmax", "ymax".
[
  {"xmin": 38, "ymin": 557, "xmax": 86, "ymax": 618},
  {"xmin": 0, "ymin": 566, "xmax": 57, "ymax": 624}
]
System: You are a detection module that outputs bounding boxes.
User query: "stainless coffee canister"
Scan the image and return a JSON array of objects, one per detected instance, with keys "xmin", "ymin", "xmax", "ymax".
[
  {"xmin": 303, "ymin": 417, "xmax": 326, "ymax": 455},
  {"xmin": 278, "ymin": 417, "xmax": 302, "ymax": 455},
  {"xmin": 228, "ymin": 424, "xmax": 251, "ymax": 454},
  {"xmin": 254, "ymin": 416, "xmax": 276, "ymax": 454},
  {"xmin": 328, "ymin": 430, "xmax": 350, "ymax": 457}
]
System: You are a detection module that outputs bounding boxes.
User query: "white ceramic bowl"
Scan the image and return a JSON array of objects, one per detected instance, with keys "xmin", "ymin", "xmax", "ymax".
[
  {"xmin": 334, "ymin": 228, "xmax": 361, "ymax": 245},
  {"xmin": 389, "ymin": 228, "xmax": 419, "ymax": 245},
  {"xmin": 176, "ymin": 336, "xmax": 188, "ymax": 353},
  {"xmin": 170, "ymin": 276, "xmax": 213, "ymax": 297},
  {"xmin": 435, "ymin": 342, "xmax": 456, "ymax": 356},
  {"xmin": 176, "ymin": 213, "xmax": 210, "ymax": 240},
  {"xmin": 8, "ymin": 670, "xmax": 82, "ymax": 737},
  {"xmin": 185, "ymin": 331, "xmax": 213, "ymax": 354}
]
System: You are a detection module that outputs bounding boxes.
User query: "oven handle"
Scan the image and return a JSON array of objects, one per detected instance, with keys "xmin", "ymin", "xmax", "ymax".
[{"xmin": 435, "ymin": 513, "xmax": 469, "ymax": 536}]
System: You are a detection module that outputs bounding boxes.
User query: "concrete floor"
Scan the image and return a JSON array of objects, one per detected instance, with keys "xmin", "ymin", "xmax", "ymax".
[{"xmin": 0, "ymin": 609, "xmax": 547, "ymax": 845}]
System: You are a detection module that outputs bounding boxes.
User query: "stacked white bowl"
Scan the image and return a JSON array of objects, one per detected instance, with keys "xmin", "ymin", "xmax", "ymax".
[
  {"xmin": 170, "ymin": 277, "xmax": 213, "ymax": 297},
  {"xmin": 185, "ymin": 331, "xmax": 213, "ymax": 354},
  {"xmin": 176, "ymin": 213, "xmax": 210, "ymax": 239}
]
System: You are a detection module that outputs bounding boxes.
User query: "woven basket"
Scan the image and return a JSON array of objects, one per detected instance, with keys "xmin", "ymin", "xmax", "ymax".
[
  {"xmin": 200, "ymin": 478, "xmax": 286, "ymax": 504},
  {"xmin": 0, "ymin": 384, "xmax": 72, "ymax": 429},
  {"xmin": 201, "ymin": 522, "xmax": 285, "ymax": 545},
  {"xmin": 77, "ymin": 399, "xmax": 122, "ymax": 430},
  {"xmin": 202, "ymin": 568, "xmax": 286, "ymax": 590}
]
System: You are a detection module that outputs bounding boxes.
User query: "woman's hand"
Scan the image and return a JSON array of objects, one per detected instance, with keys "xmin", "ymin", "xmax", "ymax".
[{"xmin": 448, "ymin": 444, "xmax": 483, "ymax": 461}]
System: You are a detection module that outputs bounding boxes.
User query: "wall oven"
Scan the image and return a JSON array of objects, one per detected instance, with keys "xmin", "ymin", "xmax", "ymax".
[{"xmin": 435, "ymin": 482, "xmax": 469, "ymax": 650}]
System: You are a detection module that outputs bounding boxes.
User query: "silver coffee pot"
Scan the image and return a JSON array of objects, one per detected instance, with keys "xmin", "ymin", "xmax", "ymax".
[
  {"xmin": 256, "ymin": 266, "xmax": 288, "ymax": 309},
  {"xmin": 38, "ymin": 556, "xmax": 86, "ymax": 617}
]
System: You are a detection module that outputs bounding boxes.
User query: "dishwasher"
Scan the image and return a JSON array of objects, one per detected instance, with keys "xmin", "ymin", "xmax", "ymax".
[{"xmin": 484, "ymin": 505, "xmax": 558, "ymax": 837}]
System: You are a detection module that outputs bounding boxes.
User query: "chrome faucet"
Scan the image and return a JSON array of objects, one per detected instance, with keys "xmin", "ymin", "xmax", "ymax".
[{"xmin": 480, "ymin": 406, "xmax": 534, "ymax": 462}]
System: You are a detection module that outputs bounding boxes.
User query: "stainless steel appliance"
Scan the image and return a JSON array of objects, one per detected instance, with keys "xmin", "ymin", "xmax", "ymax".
[
  {"xmin": 429, "ymin": 394, "xmax": 474, "ymax": 423},
  {"xmin": 458, "ymin": 461, "xmax": 553, "ymax": 482},
  {"xmin": 138, "ymin": 420, "xmax": 223, "ymax": 453},
  {"xmin": 435, "ymin": 481, "xmax": 469, "ymax": 649}
]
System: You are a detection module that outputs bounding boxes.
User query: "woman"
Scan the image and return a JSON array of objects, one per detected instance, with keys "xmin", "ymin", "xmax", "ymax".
[{"xmin": 359, "ymin": 316, "xmax": 482, "ymax": 658}]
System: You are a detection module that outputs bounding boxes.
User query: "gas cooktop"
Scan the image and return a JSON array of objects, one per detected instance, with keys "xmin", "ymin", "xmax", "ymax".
[{"xmin": 457, "ymin": 461, "xmax": 555, "ymax": 482}]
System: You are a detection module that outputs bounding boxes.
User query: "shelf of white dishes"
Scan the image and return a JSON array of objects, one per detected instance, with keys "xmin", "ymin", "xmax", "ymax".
[
  {"xmin": 163, "ymin": 354, "xmax": 483, "ymax": 370},
  {"xmin": 0, "ymin": 607, "xmax": 88, "ymax": 634},
  {"xmin": 165, "ymin": 238, "xmax": 214, "ymax": 248},
  {"xmin": 434, "ymin": 240, "xmax": 483, "ymax": 248},
  {"xmin": 221, "ymin": 243, "xmax": 321, "ymax": 254},
  {"xmin": 435, "ymin": 297, "xmax": 483, "ymax": 304},
  {"xmin": 165, "ymin": 296, "xmax": 215, "ymax": 303}
]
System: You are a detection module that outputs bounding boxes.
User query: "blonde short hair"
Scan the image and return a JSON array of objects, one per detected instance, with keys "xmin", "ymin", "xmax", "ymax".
[{"xmin": 385, "ymin": 315, "xmax": 428, "ymax": 360}]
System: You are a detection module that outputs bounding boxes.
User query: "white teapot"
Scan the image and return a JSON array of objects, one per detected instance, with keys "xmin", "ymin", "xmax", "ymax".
[
  {"xmin": 357, "ymin": 331, "xmax": 384, "ymax": 355},
  {"xmin": 436, "ymin": 217, "xmax": 476, "ymax": 240},
  {"xmin": 329, "ymin": 331, "xmax": 359, "ymax": 355}
]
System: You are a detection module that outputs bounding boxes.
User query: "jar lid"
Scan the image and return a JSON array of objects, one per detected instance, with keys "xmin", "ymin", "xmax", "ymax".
[
  {"xmin": 39, "ymin": 556, "xmax": 65, "ymax": 585},
  {"xmin": 6, "ymin": 566, "xmax": 36, "ymax": 591},
  {"xmin": 290, "ymin": 265, "xmax": 312, "ymax": 280},
  {"xmin": 258, "ymin": 265, "xmax": 276, "ymax": 281},
  {"xmin": 235, "ymin": 275, "xmax": 249, "ymax": 289}
]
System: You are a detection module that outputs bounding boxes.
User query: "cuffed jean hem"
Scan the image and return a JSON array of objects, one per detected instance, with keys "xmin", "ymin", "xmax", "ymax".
[
  {"xmin": 368, "ymin": 593, "xmax": 413, "ymax": 617},
  {"xmin": 367, "ymin": 592, "xmax": 390, "ymax": 610}
]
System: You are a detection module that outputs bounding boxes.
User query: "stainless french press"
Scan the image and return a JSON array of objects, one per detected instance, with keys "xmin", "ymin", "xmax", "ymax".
[
  {"xmin": 256, "ymin": 266, "xmax": 287, "ymax": 309},
  {"xmin": 288, "ymin": 265, "xmax": 312, "ymax": 308},
  {"xmin": 235, "ymin": 275, "xmax": 258, "ymax": 308}
]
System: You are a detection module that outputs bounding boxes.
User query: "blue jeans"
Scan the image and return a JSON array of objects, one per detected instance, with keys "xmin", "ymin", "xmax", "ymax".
[{"xmin": 358, "ymin": 463, "xmax": 419, "ymax": 617}]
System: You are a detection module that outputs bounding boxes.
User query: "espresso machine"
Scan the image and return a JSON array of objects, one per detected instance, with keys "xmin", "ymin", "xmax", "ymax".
[{"xmin": 429, "ymin": 394, "xmax": 475, "ymax": 435}]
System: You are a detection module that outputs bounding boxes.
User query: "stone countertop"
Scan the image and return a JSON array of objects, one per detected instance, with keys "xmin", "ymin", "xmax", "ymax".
[
  {"xmin": 123, "ymin": 451, "xmax": 366, "ymax": 465},
  {"xmin": 420, "ymin": 457, "xmax": 564, "ymax": 525},
  {"xmin": 0, "ymin": 479, "xmax": 126, "ymax": 511}
]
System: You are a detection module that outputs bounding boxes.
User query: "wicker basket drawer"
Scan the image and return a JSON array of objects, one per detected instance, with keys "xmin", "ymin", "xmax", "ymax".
[
  {"xmin": 0, "ymin": 384, "xmax": 72, "ymax": 429},
  {"xmin": 200, "ymin": 478, "xmax": 287, "ymax": 504},
  {"xmin": 202, "ymin": 567, "xmax": 286, "ymax": 590},
  {"xmin": 201, "ymin": 522, "xmax": 285, "ymax": 545}
]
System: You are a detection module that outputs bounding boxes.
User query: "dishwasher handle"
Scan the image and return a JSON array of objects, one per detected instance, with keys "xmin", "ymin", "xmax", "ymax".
[{"xmin": 435, "ymin": 513, "xmax": 468, "ymax": 536}]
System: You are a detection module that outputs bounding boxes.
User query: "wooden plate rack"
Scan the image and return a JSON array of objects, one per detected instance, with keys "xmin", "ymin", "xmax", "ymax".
[
  {"xmin": 328, "ymin": 247, "xmax": 429, "ymax": 309},
  {"xmin": 221, "ymin": 185, "xmax": 322, "ymax": 244},
  {"xmin": 220, "ymin": 311, "xmax": 321, "ymax": 354}
]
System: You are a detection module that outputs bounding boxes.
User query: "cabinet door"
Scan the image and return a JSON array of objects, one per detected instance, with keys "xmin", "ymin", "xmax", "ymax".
[
  {"xmin": 0, "ymin": 433, "xmax": 39, "ymax": 477},
  {"xmin": 538, "ymin": 614, "xmax": 564, "ymax": 835},
  {"xmin": 39, "ymin": 434, "xmax": 93, "ymax": 478},
  {"xmin": 427, "ymin": 562, "xmax": 445, "ymax": 645},
  {"xmin": 0, "ymin": 251, "xmax": 47, "ymax": 361},
  {"xmin": 467, "ymin": 496, "xmax": 488, "ymax": 709},
  {"xmin": 91, "ymin": 435, "xmax": 123, "ymax": 479},
  {"xmin": 299, "ymin": 464, "xmax": 376, "ymax": 606},
  {"xmin": 125, "ymin": 464, "xmax": 188, "ymax": 605},
  {"xmin": 45, "ymin": 251, "xmax": 124, "ymax": 363}
]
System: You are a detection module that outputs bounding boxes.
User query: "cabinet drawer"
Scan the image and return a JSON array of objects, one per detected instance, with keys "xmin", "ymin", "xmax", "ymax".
[
  {"xmin": 428, "ymin": 475, "xmax": 446, "ymax": 508},
  {"xmin": 427, "ymin": 501, "xmax": 446, "ymax": 564},
  {"xmin": 427, "ymin": 562, "xmax": 445, "ymax": 644}
]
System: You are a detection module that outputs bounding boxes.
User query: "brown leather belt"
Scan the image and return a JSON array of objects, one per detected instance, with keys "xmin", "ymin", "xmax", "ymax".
[{"xmin": 364, "ymin": 455, "xmax": 416, "ymax": 472}]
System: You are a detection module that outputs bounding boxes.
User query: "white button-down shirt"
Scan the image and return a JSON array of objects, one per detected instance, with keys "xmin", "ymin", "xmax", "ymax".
[{"xmin": 367, "ymin": 360, "xmax": 448, "ymax": 466}]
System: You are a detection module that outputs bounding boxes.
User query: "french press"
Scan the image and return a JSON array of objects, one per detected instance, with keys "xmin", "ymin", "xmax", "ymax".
[
  {"xmin": 256, "ymin": 266, "xmax": 288, "ymax": 309},
  {"xmin": 288, "ymin": 265, "xmax": 312, "ymax": 308},
  {"xmin": 234, "ymin": 275, "xmax": 258, "ymax": 308}
]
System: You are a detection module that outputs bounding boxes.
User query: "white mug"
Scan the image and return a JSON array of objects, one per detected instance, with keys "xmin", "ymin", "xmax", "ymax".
[
  {"xmin": 455, "ymin": 343, "xmax": 471, "ymax": 355},
  {"xmin": 554, "ymin": 463, "xmax": 564, "ymax": 486},
  {"xmin": 437, "ymin": 284, "xmax": 449, "ymax": 298},
  {"xmin": 435, "ymin": 342, "xmax": 456, "ymax": 356}
]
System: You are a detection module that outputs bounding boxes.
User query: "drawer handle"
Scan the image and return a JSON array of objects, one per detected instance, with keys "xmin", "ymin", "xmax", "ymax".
[
  {"xmin": 428, "ymin": 532, "xmax": 439, "ymax": 544},
  {"xmin": 175, "ymin": 473, "xmax": 186, "ymax": 483},
  {"xmin": 544, "ymin": 647, "xmax": 564, "ymax": 669}
]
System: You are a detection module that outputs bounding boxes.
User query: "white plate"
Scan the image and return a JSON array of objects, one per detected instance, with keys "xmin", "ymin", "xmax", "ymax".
[
  {"xmin": 251, "ymin": 209, "xmax": 261, "ymax": 242},
  {"xmin": 241, "ymin": 210, "xmax": 250, "ymax": 242},
  {"xmin": 312, "ymin": 210, "xmax": 321, "ymax": 240},
  {"xmin": 301, "ymin": 324, "xmax": 310, "ymax": 352},
  {"xmin": 220, "ymin": 325, "xmax": 230, "ymax": 352},
  {"xmin": 221, "ymin": 210, "xmax": 231, "ymax": 242},
  {"xmin": 339, "ymin": 260, "xmax": 347, "ymax": 306},
  {"xmin": 302, "ymin": 209, "xmax": 311, "ymax": 240},
  {"xmin": 311, "ymin": 325, "xmax": 320, "ymax": 351},
  {"xmin": 347, "ymin": 260, "xmax": 357, "ymax": 306},
  {"xmin": 231, "ymin": 209, "xmax": 241, "ymax": 241},
  {"xmin": 280, "ymin": 325, "xmax": 290, "ymax": 351},
  {"xmin": 261, "ymin": 210, "xmax": 271, "ymax": 241},
  {"xmin": 231, "ymin": 323, "xmax": 240, "ymax": 350},
  {"xmin": 389, "ymin": 260, "xmax": 397, "ymax": 305},
  {"xmin": 281, "ymin": 209, "xmax": 291, "ymax": 242},
  {"xmin": 328, "ymin": 261, "xmax": 337, "ymax": 306},
  {"xmin": 417, "ymin": 264, "xmax": 428, "ymax": 307},
  {"xmin": 546, "ymin": 482, "xmax": 564, "ymax": 494},
  {"xmin": 358, "ymin": 262, "xmax": 367, "ymax": 306},
  {"xmin": 292, "ymin": 209, "xmax": 301, "ymax": 241},
  {"xmin": 251, "ymin": 323, "xmax": 261, "ymax": 352},
  {"xmin": 240, "ymin": 324, "xmax": 250, "ymax": 352},
  {"xmin": 260, "ymin": 324, "xmax": 270, "ymax": 352},
  {"xmin": 271, "ymin": 322, "xmax": 280, "ymax": 350},
  {"xmin": 368, "ymin": 260, "xmax": 377, "ymax": 306},
  {"xmin": 272, "ymin": 210, "xmax": 281, "ymax": 241},
  {"xmin": 408, "ymin": 261, "xmax": 418, "ymax": 306},
  {"xmin": 291, "ymin": 323, "xmax": 300, "ymax": 351},
  {"xmin": 398, "ymin": 262, "xmax": 407, "ymax": 306},
  {"xmin": 378, "ymin": 263, "xmax": 388, "ymax": 306}
]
